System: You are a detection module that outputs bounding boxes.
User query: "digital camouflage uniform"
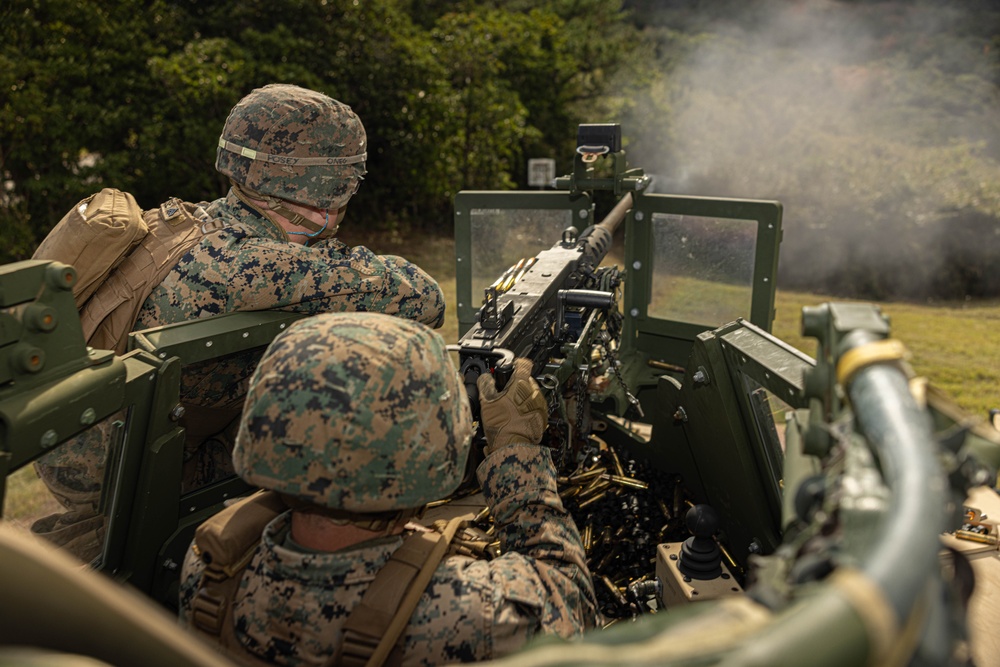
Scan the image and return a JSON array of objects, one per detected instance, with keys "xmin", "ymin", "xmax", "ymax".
[
  {"xmin": 179, "ymin": 313, "xmax": 599, "ymax": 665},
  {"xmin": 31, "ymin": 84, "xmax": 444, "ymax": 560},
  {"xmin": 136, "ymin": 189, "xmax": 446, "ymax": 416}
]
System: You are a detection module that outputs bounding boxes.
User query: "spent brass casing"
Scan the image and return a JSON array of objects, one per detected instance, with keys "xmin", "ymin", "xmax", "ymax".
[
  {"xmin": 657, "ymin": 498, "xmax": 672, "ymax": 520},
  {"xmin": 609, "ymin": 448, "xmax": 626, "ymax": 478},
  {"xmin": 596, "ymin": 546, "xmax": 620, "ymax": 573},
  {"xmin": 569, "ymin": 467, "xmax": 608, "ymax": 485},
  {"xmin": 718, "ymin": 541, "xmax": 739, "ymax": 571},
  {"xmin": 578, "ymin": 491, "xmax": 608, "ymax": 509},
  {"xmin": 560, "ymin": 486, "xmax": 582, "ymax": 499},
  {"xmin": 579, "ymin": 479, "xmax": 611, "ymax": 500},
  {"xmin": 582, "ymin": 524, "xmax": 593, "ymax": 552},
  {"xmin": 602, "ymin": 575, "xmax": 628, "ymax": 606},
  {"xmin": 602, "ymin": 473, "xmax": 649, "ymax": 490}
]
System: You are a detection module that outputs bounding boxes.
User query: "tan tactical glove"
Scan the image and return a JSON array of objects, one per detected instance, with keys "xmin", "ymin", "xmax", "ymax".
[{"xmin": 477, "ymin": 358, "xmax": 548, "ymax": 455}]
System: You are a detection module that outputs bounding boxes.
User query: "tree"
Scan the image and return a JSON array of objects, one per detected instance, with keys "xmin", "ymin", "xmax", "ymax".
[
  {"xmin": 0, "ymin": 0, "xmax": 650, "ymax": 260},
  {"xmin": 1, "ymin": 0, "xmax": 170, "ymax": 259}
]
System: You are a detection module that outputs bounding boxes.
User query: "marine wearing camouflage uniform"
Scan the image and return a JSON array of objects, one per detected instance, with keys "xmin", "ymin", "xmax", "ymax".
[
  {"xmin": 179, "ymin": 313, "xmax": 599, "ymax": 665},
  {"xmin": 32, "ymin": 84, "xmax": 444, "ymax": 561},
  {"xmin": 136, "ymin": 82, "xmax": 445, "ymax": 413}
]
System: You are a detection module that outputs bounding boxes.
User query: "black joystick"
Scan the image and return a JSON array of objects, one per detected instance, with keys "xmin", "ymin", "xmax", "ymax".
[{"xmin": 678, "ymin": 504, "xmax": 723, "ymax": 580}]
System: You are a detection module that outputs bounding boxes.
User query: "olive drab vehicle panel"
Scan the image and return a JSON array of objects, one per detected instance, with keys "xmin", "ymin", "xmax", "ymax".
[
  {"xmin": 3, "ymin": 123, "xmax": 1000, "ymax": 666},
  {"xmin": 0, "ymin": 264, "xmax": 299, "ymax": 598}
]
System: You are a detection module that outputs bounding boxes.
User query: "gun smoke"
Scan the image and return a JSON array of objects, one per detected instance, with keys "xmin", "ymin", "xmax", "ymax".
[{"xmin": 622, "ymin": 0, "xmax": 1000, "ymax": 302}]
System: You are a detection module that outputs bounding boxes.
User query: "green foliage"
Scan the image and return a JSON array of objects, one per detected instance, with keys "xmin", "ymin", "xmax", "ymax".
[
  {"xmin": 431, "ymin": 10, "xmax": 539, "ymax": 192},
  {"xmin": 0, "ymin": 0, "xmax": 643, "ymax": 258},
  {"xmin": 1, "ymin": 0, "xmax": 159, "ymax": 253}
]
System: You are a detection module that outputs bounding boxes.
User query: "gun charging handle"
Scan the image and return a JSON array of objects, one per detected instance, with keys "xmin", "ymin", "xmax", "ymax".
[
  {"xmin": 448, "ymin": 346, "xmax": 516, "ymax": 416},
  {"xmin": 556, "ymin": 289, "xmax": 616, "ymax": 333}
]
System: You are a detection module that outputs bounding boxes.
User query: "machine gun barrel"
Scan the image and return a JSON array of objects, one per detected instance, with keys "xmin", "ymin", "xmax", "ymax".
[
  {"xmin": 601, "ymin": 190, "xmax": 634, "ymax": 232},
  {"xmin": 580, "ymin": 192, "xmax": 633, "ymax": 264}
]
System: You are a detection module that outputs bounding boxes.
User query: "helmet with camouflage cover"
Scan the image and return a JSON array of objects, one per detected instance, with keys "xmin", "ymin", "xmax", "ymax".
[
  {"xmin": 233, "ymin": 313, "xmax": 474, "ymax": 511},
  {"xmin": 216, "ymin": 83, "xmax": 367, "ymax": 210}
]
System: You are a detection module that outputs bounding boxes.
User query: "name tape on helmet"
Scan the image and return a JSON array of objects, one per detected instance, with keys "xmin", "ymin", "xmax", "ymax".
[{"xmin": 218, "ymin": 138, "xmax": 366, "ymax": 166}]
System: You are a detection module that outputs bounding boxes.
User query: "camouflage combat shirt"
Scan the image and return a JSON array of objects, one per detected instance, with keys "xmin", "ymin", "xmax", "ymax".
[
  {"xmin": 179, "ymin": 444, "xmax": 599, "ymax": 665},
  {"xmin": 135, "ymin": 189, "xmax": 445, "ymax": 410},
  {"xmin": 135, "ymin": 189, "xmax": 444, "ymax": 331}
]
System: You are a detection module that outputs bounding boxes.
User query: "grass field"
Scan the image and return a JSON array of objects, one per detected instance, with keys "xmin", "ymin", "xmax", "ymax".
[
  {"xmin": 347, "ymin": 231, "xmax": 1000, "ymax": 419},
  {"xmin": 771, "ymin": 290, "xmax": 1000, "ymax": 417}
]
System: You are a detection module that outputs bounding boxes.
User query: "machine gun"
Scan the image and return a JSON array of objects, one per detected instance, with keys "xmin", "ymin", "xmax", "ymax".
[{"xmin": 454, "ymin": 124, "xmax": 651, "ymax": 456}]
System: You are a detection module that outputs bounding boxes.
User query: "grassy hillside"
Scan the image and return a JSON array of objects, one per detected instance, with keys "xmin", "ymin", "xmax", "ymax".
[
  {"xmin": 773, "ymin": 291, "xmax": 1000, "ymax": 418},
  {"xmin": 350, "ymin": 231, "xmax": 1000, "ymax": 419}
]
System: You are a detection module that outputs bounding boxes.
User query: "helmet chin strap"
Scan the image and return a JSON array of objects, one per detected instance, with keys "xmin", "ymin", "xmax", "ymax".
[
  {"xmin": 286, "ymin": 208, "xmax": 335, "ymax": 240},
  {"xmin": 231, "ymin": 181, "xmax": 340, "ymax": 240}
]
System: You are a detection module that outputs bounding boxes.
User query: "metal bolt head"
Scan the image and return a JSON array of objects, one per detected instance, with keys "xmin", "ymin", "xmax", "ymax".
[{"xmin": 170, "ymin": 405, "xmax": 186, "ymax": 422}]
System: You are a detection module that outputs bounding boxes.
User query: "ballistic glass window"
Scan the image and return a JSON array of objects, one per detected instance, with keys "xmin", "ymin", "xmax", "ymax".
[
  {"xmin": 649, "ymin": 213, "xmax": 756, "ymax": 327},
  {"xmin": 469, "ymin": 208, "xmax": 575, "ymax": 308}
]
